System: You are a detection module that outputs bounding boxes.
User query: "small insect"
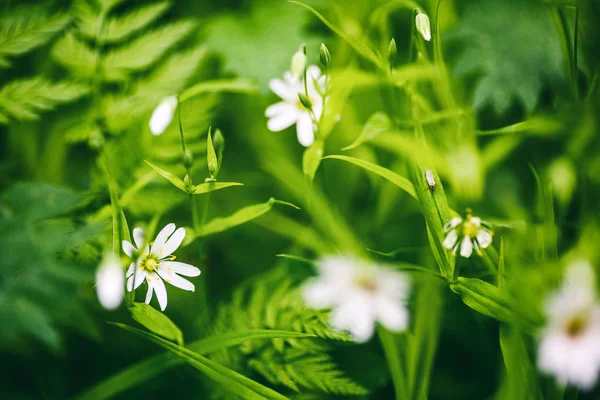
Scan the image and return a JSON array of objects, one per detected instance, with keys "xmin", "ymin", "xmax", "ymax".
[{"xmin": 425, "ymin": 170, "xmax": 436, "ymax": 192}]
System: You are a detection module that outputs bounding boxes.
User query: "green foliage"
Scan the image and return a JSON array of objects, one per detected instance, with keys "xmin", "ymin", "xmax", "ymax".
[
  {"xmin": 451, "ymin": 0, "xmax": 565, "ymax": 114},
  {"xmin": 129, "ymin": 302, "xmax": 183, "ymax": 345},
  {"xmin": 210, "ymin": 268, "xmax": 367, "ymax": 397}
]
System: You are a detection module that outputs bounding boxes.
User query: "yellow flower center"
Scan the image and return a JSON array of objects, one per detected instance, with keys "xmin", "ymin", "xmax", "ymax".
[
  {"xmin": 141, "ymin": 254, "xmax": 159, "ymax": 272},
  {"xmin": 355, "ymin": 275, "xmax": 377, "ymax": 292},
  {"xmin": 462, "ymin": 220, "xmax": 479, "ymax": 238},
  {"xmin": 565, "ymin": 314, "xmax": 588, "ymax": 338}
]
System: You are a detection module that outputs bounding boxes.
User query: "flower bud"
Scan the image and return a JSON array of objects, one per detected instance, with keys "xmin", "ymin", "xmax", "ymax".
[
  {"xmin": 388, "ymin": 38, "xmax": 397, "ymax": 65},
  {"xmin": 290, "ymin": 45, "xmax": 307, "ymax": 81},
  {"xmin": 415, "ymin": 11, "xmax": 431, "ymax": 41},
  {"xmin": 298, "ymin": 93, "xmax": 313, "ymax": 110},
  {"xmin": 183, "ymin": 174, "xmax": 193, "ymax": 191},
  {"xmin": 95, "ymin": 253, "xmax": 124, "ymax": 310},
  {"xmin": 548, "ymin": 157, "xmax": 576, "ymax": 207},
  {"xmin": 319, "ymin": 43, "xmax": 331, "ymax": 68},
  {"xmin": 149, "ymin": 96, "xmax": 178, "ymax": 135}
]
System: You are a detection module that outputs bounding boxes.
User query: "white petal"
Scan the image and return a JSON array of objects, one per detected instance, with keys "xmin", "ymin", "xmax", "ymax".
[
  {"xmin": 476, "ymin": 229, "xmax": 493, "ymax": 248},
  {"xmin": 126, "ymin": 262, "xmax": 135, "ymax": 277},
  {"xmin": 444, "ymin": 217, "xmax": 462, "ymax": 232},
  {"xmin": 460, "ymin": 236, "xmax": 473, "ymax": 258},
  {"xmin": 149, "ymin": 96, "xmax": 177, "ymax": 136},
  {"xmin": 153, "ymin": 277, "xmax": 168, "ymax": 311},
  {"xmin": 265, "ymin": 101, "xmax": 294, "ymax": 118},
  {"xmin": 269, "ymin": 78, "xmax": 295, "ymax": 101},
  {"xmin": 133, "ymin": 227, "xmax": 145, "ymax": 248},
  {"xmin": 152, "ymin": 223, "xmax": 176, "ymax": 256},
  {"xmin": 122, "ymin": 240, "xmax": 136, "ymax": 257},
  {"xmin": 470, "ymin": 217, "xmax": 481, "ymax": 227},
  {"xmin": 330, "ymin": 295, "xmax": 376, "ymax": 343},
  {"xmin": 267, "ymin": 109, "xmax": 298, "ymax": 132},
  {"xmin": 442, "ymin": 230, "xmax": 458, "ymax": 249},
  {"xmin": 159, "ymin": 261, "xmax": 201, "ymax": 277},
  {"xmin": 157, "ymin": 227, "xmax": 185, "ymax": 258},
  {"xmin": 306, "ymin": 65, "xmax": 321, "ymax": 82},
  {"xmin": 158, "ymin": 268, "xmax": 195, "ymax": 291},
  {"xmin": 127, "ymin": 269, "xmax": 146, "ymax": 291},
  {"xmin": 95, "ymin": 254, "xmax": 124, "ymax": 310},
  {"xmin": 296, "ymin": 114, "xmax": 315, "ymax": 147},
  {"xmin": 375, "ymin": 296, "xmax": 409, "ymax": 332},
  {"xmin": 302, "ymin": 279, "xmax": 340, "ymax": 309},
  {"xmin": 145, "ymin": 278, "xmax": 154, "ymax": 304}
]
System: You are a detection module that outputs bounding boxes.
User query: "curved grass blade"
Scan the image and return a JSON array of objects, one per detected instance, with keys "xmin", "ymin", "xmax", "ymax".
[
  {"xmin": 192, "ymin": 181, "xmax": 243, "ymax": 194},
  {"xmin": 144, "ymin": 160, "xmax": 187, "ymax": 193},
  {"xmin": 129, "ymin": 302, "xmax": 183, "ymax": 346},
  {"xmin": 179, "ymin": 79, "xmax": 257, "ymax": 102}
]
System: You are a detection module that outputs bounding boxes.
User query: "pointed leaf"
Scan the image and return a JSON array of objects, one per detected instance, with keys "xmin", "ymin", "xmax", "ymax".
[
  {"xmin": 129, "ymin": 302, "xmax": 183, "ymax": 346},
  {"xmin": 207, "ymin": 127, "xmax": 218, "ymax": 178},
  {"xmin": 192, "ymin": 181, "xmax": 243, "ymax": 195},
  {"xmin": 104, "ymin": 2, "xmax": 171, "ymax": 43},
  {"xmin": 343, "ymin": 112, "xmax": 392, "ymax": 150},
  {"xmin": 144, "ymin": 160, "xmax": 188, "ymax": 193}
]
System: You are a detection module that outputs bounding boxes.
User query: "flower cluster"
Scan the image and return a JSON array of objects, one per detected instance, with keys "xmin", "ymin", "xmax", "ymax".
[
  {"xmin": 302, "ymin": 256, "xmax": 410, "ymax": 343},
  {"xmin": 538, "ymin": 260, "xmax": 600, "ymax": 390},
  {"xmin": 442, "ymin": 210, "xmax": 493, "ymax": 258}
]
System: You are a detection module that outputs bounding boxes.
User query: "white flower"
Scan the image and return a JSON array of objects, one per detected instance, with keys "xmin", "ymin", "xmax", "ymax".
[
  {"xmin": 122, "ymin": 223, "xmax": 201, "ymax": 311},
  {"xmin": 442, "ymin": 210, "xmax": 493, "ymax": 258},
  {"xmin": 415, "ymin": 11, "xmax": 431, "ymax": 41},
  {"xmin": 95, "ymin": 253, "xmax": 124, "ymax": 310},
  {"xmin": 149, "ymin": 96, "xmax": 178, "ymax": 136},
  {"xmin": 538, "ymin": 260, "xmax": 600, "ymax": 390},
  {"xmin": 265, "ymin": 65, "xmax": 324, "ymax": 147},
  {"xmin": 302, "ymin": 256, "xmax": 410, "ymax": 343}
]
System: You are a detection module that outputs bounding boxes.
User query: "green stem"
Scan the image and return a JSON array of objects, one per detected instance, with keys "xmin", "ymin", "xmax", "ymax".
[
  {"xmin": 573, "ymin": 5, "xmax": 579, "ymax": 99},
  {"xmin": 378, "ymin": 327, "xmax": 406, "ymax": 399},
  {"xmin": 200, "ymin": 192, "xmax": 212, "ymax": 228}
]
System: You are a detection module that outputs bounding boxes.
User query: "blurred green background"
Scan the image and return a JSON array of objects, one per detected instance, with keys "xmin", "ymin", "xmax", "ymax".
[{"xmin": 2, "ymin": 0, "xmax": 600, "ymax": 398}]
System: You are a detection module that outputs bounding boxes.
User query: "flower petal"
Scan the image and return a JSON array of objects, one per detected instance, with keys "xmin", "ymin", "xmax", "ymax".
[
  {"xmin": 296, "ymin": 114, "xmax": 315, "ymax": 147},
  {"xmin": 460, "ymin": 236, "xmax": 473, "ymax": 258},
  {"xmin": 127, "ymin": 269, "xmax": 146, "ymax": 291},
  {"xmin": 443, "ymin": 217, "xmax": 462, "ymax": 232},
  {"xmin": 126, "ymin": 262, "xmax": 135, "ymax": 277},
  {"xmin": 149, "ymin": 96, "xmax": 177, "ymax": 136},
  {"xmin": 442, "ymin": 229, "xmax": 458, "ymax": 249},
  {"xmin": 302, "ymin": 279, "xmax": 339, "ymax": 309},
  {"xmin": 153, "ymin": 276, "xmax": 168, "ymax": 311},
  {"xmin": 476, "ymin": 229, "xmax": 493, "ymax": 248},
  {"xmin": 158, "ymin": 227, "xmax": 185, "ymax": 258},
  {"xmin": 470, "ymin": 217, "xmax": 481, "ymax": 227},
  {"xmin": 159, "ymin": 261, "xmax": 201, "ymax": 277},
  {"xmin": 267, "ymin": 109, "xmax": 298, "ymax": 132},
  {"xmin": 158, "ymin": 268, "xmax": 195, "ymax": 291},
  {"xmin": 330, "ymin": 294, "xmax": 376, "ymax": 343},
  {"xmin": 122, "ymin": 240, "xmax": 136, "ymax": 257},
  {"xmin": 269, "ymin": 78, "xmax": 295, "ymax": 101},
  {"xmin": 306, "ymin": 65, "xmax": 321, "ymax": 82},
  {"xmin": 265, "ymin": 101, "xmax": 294, "ymax": 118},
  {"xmin": 152, "ymin": 223, "xmax": 176, "ymax": 256},
  {"xmin": 375, "ymin": 296, "xmax": 409, "ymax": 332},
  {"xmin": 145, "ymin": 278, "xmax": 154, "ymax": 304},
  {"xmin": 133, "ymin": 227, "xmax": 145, "ymax": 248}
]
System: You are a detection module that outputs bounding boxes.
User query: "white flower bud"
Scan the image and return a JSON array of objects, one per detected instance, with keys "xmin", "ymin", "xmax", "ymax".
[
  {"xmin": 149, "ymin": 96, "xmax": 178, "ymax": 136},
  {"xmin": 415, "ymin": 11, "xmax": 431, "ymax": 42},
  {"xmin": 95, "ymin": 253, "xmax": 124, "ymax": 310},
  {"xmin": 290, "ymin": 46, "xmax": 307, "ymax": 81}
]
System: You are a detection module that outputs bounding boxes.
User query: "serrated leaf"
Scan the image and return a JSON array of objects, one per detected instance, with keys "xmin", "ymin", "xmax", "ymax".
[
  {"xmin": 0, "ymin": 12, "xmax": 70, "ymax": 68},
  {"xmin": 0, "ymin": 77, "xmax": 90, "ymax": 123},
  {"xmin": 104, "ymin": 1, "xmax": 171, "ymax": 43},
  {"xmin": 343, "ymin": 112, "xmax": 392, "ymax": 150},
  {"xmin": 51, "ymin": 33, "xmax": 96, "ymax": 78},
  {"xmin": 113, "ymin": 323, "xmax": 289, "ymax": 400},
  {"xmin": 129, "ymin": 302, "xmax": 183, "ymax": 346},
  {"xmin": 323, "ymin": 155, "xmax": 417, "ymax": 199},
  {"xmin": 75, "ymin": 329, "xmax": 313, "ymax": 400},
  {"xmin": 102, "ymin": 20, "xmax": 196, "ymax": 81},
  {"xmin": 302, "ymin": 139, "xmax": 324, "ymax": 182},
  {"xmin": 144, "ymin": 160, "xmax": 188, "ymax": 193},
  {"xmin": 188, "ymin": 198, "xmax": 298, "ymax": 239},
  {"xmin": 192, "ymin": 181, "xmax": 242, "ymax": 195}
]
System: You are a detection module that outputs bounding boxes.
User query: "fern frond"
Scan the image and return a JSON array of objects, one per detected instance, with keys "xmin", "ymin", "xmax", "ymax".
[
  {"xmin": 0, "ymin": 77, "xmax": 90, "ymax": 123},
  {"xmin": 51, "ymin": 33, "xmax": 96, "ymax": 78},
  {"xmin": 0, "ymin": 12, "xmax": 70, "ymax": 68},
  {"xmin": 104, "ymin": 1, "xmax": 171, "ymax": 43},
  {"xmin": 102, "ymin": 20, "xmax": 196, "ymax": 81}
]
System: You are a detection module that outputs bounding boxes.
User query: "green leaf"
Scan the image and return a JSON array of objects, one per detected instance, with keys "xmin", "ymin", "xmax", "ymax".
[
  {"xmin": 450, "ymin": 277, "xmax": 541, "ymax": 332},
  {"xmin": 499, "ymin": 325, "xmax": 543, "ymax": 400},
  {"xmin": 343, "ymin": 112, "xmax": 393, "ymax": 150},
  {"xmin": 189, "ymin": 198, "xmax": 299, "ymax": 239},
  {"xmin": 192, "ymin": 181, "xmax": 243, "ymax": 195},
  {"xmin": 102, "ymin": 20, "xmax": 196, "ymax": 81},
  {"xmin": 179, "ymin": 79, "xmax": 258, "ymax": 102},
  {"xmin": 113, "ymin": 323, "xmax": 289, "ymax": 400},
  {"xmin": 75, "ymin": 329, "xmax": 313, "ymax": 400},
  {"xmin": 213, "ymin": 128, "xmax": 225, "ymax": 173},
  {"xmin": 0, "ymin": 77, "xmax": 90, "ymax": 123},
  {"xmin": 144, "ymin": 160, "xmax": 188, "ymax": 193},
  {"xmin": 51, "ymin": 33, "xmax": 96, "ymax": 78},
  {"xmin": 452, "ymin": 0, "xmax": 564, "ymax": 114},
  {"xmin": 0, "ymin": 12, "xmax": 70, "ymax": 68},
  {"xmin": 104, "ymin": 1, "xmax": 171, "ymax": 43},
  {"xmin": 129, "ymin": 302, "xmax": 183, "ymax": 346},
  {"xmin": 302, "ymin": 139, "xmax": 324, "ymax": 182},
  {"xmin": 323, "ymin": 155, "xmax": 417, "ymax": 199}
]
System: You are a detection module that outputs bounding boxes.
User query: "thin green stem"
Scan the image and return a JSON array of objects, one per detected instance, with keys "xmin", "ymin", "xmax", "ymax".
[
  {"xmin": 176, "ymin": 95, "xmax": 188, "ymax": 157},
  {"xmin": 199, "ymin": 192, "xmax": 212, "ymax": 228},
  {"xmin": 573, "ymin": 5, "xmax": 579, "ymax": 99}
]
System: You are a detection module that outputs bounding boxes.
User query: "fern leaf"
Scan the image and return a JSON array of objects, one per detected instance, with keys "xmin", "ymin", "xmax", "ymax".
[
  {"xmin": 51, "ymin": 33, "xmax": 96, "ymax": 78},
  {"xmin": 0, "ymin": 77, "xmax": 90, "ymax": 123},
  {"xmin": 104, "ymin": 1, "xmax": 171, "ymax": 43},
  {"xmin": 102, "ymin": 20, "xmax": 196, "ymax": 81},
  {"xmin": 0, "ymin": 12, "xmax": 70, "ymax": 68}
]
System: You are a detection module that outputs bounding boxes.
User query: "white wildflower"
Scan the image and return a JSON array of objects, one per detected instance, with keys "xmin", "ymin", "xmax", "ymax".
[
  {"xmin": 95, "ymin": 253, "xmax": 124, "ymax": 310},
  {"xmin": 149, "ymin": 96, "xmax": 178, "ymax": 136},
  {"xmin": 415, "ymin": 11, "xmax": 431, "ymax": 41},
  {"xmin": 538, "ymin": 260, "xmax": 600, "ymax": 390},
  {"xmin": 265, "ymin": 65, "xmax": 325, "ymax": 147},
  {"xmin": 442, "ymin": 210, "xmax": 493, "ymax": 258},
  {"xmin": 302, "ymin": 256, "xmax": 410, "ymax": 343},
  {"xmin": 122, "ymin": 223, "xmax": 201, "ymax": 311}
]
